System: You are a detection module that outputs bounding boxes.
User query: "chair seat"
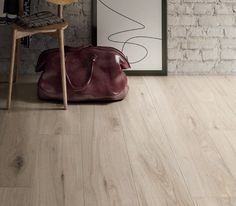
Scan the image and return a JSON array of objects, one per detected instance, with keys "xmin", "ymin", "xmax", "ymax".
[
  {"xmin": 15, "ymin": 11, "xmax": 66, "ymax": 29},
  {"xmin": 12, "ymin": 21, "xmax": 68, "ymax": 34}
]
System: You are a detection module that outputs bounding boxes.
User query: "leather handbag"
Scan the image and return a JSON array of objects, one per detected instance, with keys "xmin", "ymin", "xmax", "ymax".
[{"xmin": 36, "ymin": 46, "xmax": 130, "ymax": 102}]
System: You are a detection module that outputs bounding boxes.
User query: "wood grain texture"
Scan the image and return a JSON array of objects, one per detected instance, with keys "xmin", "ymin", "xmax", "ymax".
[
  {"xmin": 0, "ymin": 102, "xmax": 39, "ymax": 187},
  {"xmin": 226, "ymin": 131, "xmax": 236, "ymax": 153},
  {"xmin": 31, "ymin": 134, "xmax": 84, "ymax": 206},
  {"xmin": 118, "ymin": 77, "xmax": 194, "ymax": 206},
  {"xmin": 145, "ymin": 76, "xmax": 236, "ymax": 198},
  {"xmin": 144, "ymin": 76, "xmax": 206, "ymax": 197},
  {"xmin": 207, "ymin": 76, "xmax": 236, "ymax": 115},
  {"xmin": 194, "ymin": 197, "xmax": 236, "ymax": 206},
  {"xmin": 0, "ymin": 188, "xmax": 31, "ymax": 206},
  {"xmin": 1, "ymin": 76, "xmax": 236, "ymax": 206},
  {"xmin": 80, "ymin": 104, "xmax": 139, "ymax": 206},
  {"xmin": 177, "ymin": 76, "xmax": 236, "ymax": 130},
  {"xmin": 38, "ymin": 103, "xmax": 80, "ymax": 135}
]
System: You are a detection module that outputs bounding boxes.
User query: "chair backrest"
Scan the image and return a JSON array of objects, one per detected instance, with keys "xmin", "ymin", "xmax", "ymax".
[
  {"xmin": 47, "ymin": 0, "xmax": 78, "ymax": 18},
  {"xmin": 47, "ymin": 0, "xmax": 78, "ymax": 5}
]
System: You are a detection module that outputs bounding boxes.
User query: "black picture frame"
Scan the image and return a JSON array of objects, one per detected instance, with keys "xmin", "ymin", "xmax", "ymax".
[{"xmin": 92, "ymin": 0, "xmax": 168, "ymax": 76}]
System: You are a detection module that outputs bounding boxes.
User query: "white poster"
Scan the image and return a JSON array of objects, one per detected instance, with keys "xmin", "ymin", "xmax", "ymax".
[{"xmin": 96, "ymin": 0, "xmax": 164, "ymax": 72}]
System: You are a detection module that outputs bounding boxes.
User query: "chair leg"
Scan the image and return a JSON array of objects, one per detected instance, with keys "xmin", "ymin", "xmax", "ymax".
[
  {"xmin": 13, "ymin": 39, "xmax": 21, "ymax": 83},
  {"xmin": 7, "ymin": 29, "xmax": 17, "ymax": 109},
  {"xmin": 58, "ymin": 29, "xmax": 68, "ymax": 110}
]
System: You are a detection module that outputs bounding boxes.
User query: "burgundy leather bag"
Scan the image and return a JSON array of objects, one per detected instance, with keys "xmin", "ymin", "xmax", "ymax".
[{"xmin": 36, "ymin": 46, "xmax": 130, "ymax": 102}]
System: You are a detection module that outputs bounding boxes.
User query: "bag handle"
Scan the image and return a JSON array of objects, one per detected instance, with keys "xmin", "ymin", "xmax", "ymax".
[{"xmin": 65, "ymin": 55, "xmax": 97, "ymax": 92}]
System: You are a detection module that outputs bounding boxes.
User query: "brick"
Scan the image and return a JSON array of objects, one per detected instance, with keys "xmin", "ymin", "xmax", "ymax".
[
  {"xmin": 215, "ymin": 4, "xmax": 234, "ymax": 15},
  {"xmin": 169, "ymin": 16, "xmax": 198, "ymax": 26},
  {"xmin": 221, "ymin": 49, "xmax": 236, "ymax": 60},
  {"xmin": 199, "ymin": 15, "xmax": 235, "ymax": 26},
  {"xmin": 167, "ymin": 1, "xmax": 236, "ymax": 74},
  {"xmin": 224, "ymin": 28, "xmax": 236, "ymax": 38},
  {"xmin": 168, "ymin": 60, "xmax": 178, "ymax": 72},
  {"xmin": 182, "ymin": 39, "xmax": 218, "ymax": 49},
  {"xmin": 178, "ymin": 61, "xmax": 215, "ymax": 73},
  {"xmin": 207, "ymin": 28, "xmax": 224, "ymax": 37},
  {"xmin": 189, "ymin": 27, "xmax": 206, "ymax": 37},
  {"xmin": 169, "ymin": 49, "xmax": 183, "ymax": 60},
  {"xmin": 202, "ymin": 49, "xmax": 219, "ymax": 61},
  {"xmin": 221, "ymin": 39, "xmax": 236, "ymax": 49},
  {"xmin": 214, "ymin": 60, "xmax": 236, "ymax": 74},
  {"xmin": 171, "ymin": 27, "xmax": 187, "ymax": 37},
  {"xmin": 168, "ymin": 39, "xmax": 180, "ymax": 49},
  {"xmin": 168, "ymin": 4, "xmax": 190, "ymax": 15},
  {"xmin": 184, "ymin": 50, "xmax": 202, "ymax": 61},
  {"xmin": 193, "ymin": 4, "xmax": 214, "ymax": 15}
]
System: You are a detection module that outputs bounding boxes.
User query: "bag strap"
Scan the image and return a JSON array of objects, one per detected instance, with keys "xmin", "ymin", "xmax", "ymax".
[{"xmin": 65, "ymin": 55, "xmax": 97, "ymax": 92}]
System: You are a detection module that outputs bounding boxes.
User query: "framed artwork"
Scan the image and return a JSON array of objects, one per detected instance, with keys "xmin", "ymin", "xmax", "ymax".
[{"xmin": 92, "ymin": 0, "xmax": 167, "ymax": 76}]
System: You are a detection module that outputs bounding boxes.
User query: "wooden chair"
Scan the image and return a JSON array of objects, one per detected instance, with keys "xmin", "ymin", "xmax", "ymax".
[{"xmin": 7, "ymin": 0, "xmax": 78, "ymax": 110}]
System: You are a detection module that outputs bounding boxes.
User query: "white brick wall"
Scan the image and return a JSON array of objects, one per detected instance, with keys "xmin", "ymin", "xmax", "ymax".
[{"xmin": 168, "ymin": 0, "xmax": 236, "ymax": 74}]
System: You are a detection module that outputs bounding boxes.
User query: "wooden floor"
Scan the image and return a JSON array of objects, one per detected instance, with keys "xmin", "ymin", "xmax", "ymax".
[{"xmin": 0, "ymin": 76, "xmax": 236, "ymax": 206}]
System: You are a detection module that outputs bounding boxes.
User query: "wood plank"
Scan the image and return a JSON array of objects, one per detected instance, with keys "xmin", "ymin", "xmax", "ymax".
[
  {"xmin": 224, "ymin": 131, "xmax": 236, "ymax": 158},
  {"xmin": 118, "ymin": 77, "xmax": 194, "ymax": 206},
  {"xmin": 0, "ymin": 113, "xmax": 38, "ymax": 187},
  {"xmin": 0, "ymin": 80, "xmax": 42, "ymax": 187},
  {"xmin": 0, "ymin": 130, "xmax": 36, "ymax": 187},
  {"xmin": 0, "ymin": 188, "xmax": 31, "ymax": 206},
  {"xmin": 177, "ymin": 76, "xmax": 236, "ymax": 130},
  {"xmin": 31, "ymin": 134, "xmax": 84, "ymax": 206},
  {"xmin": 194, "ymin": 197, "xmax": 236, "ymax": 206},
  {"xmin": 145, "ymin": 76, "xmax": 236, "ymax": 198},
  {"xmin": 208, "ymin": 130, "xmax": 236, "ymax": 185},
  {"xmin": 80, "ymin": 103, "xmax": 140, "ymax": 206},
  {"xmin": 2, "ymin": 75, "xmax": 236, "ymax": 205},
  {"xmin": 207, "ymin": 76, "xmax": 236, "ymax": 115},
  {"xmin": 144, "ymin": 76, "xmax": 205, "ymax": 198},
  {"xmin": 5, "ymin": 78, "xmax": 81, "ymax": 135},
  {"xmin": 38, "ymin": 105, "xmax": 81, "ymax": 135}
]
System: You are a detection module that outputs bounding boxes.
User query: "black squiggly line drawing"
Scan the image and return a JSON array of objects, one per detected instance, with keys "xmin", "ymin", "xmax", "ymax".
[{"xmin": 98, "ymin": 0, "xmax": 162, "ymax": 64}]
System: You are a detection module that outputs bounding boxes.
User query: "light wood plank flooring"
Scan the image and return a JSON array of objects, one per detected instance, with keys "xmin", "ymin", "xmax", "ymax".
[{"xmin": 0, "ymin": 76, "xmax": 236, "ymax": 206}]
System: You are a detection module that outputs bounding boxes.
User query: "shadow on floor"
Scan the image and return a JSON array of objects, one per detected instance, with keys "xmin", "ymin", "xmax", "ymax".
[{"xmin": 0, "ymin": 82, "xmax": 112, "ymax": 111}]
